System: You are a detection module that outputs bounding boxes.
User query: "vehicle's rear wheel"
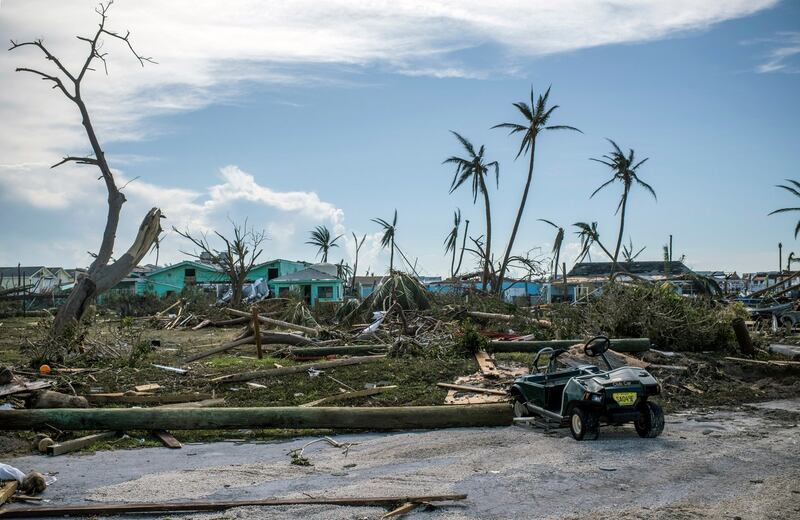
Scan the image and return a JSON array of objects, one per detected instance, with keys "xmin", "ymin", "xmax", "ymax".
[
  {"xmin": 512, "ymin": 395, "xmax": 528, "ymax": 418},
  {"xmin": 569, "ymin": 407, "xmax": 599, "ymax": 441},
  {"xmin": 634, "ymin": 401, "xmax": 665, "ymax": 438}
]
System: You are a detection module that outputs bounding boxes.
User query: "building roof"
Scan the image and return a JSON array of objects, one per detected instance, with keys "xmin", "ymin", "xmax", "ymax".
[
  {"xmin": 253, "ymin": 259, "xmax": 310, "ymax": 269},
  {"xmin": 0, "ymin": 266, "xmax": 48, "ymax": 278},
  {"xmin": 568, "ymin": 261, "xmax": 693, "ymax": 278},
  {"xmin": 270, "ymin": 267, "xmax": 341, "ymax": 283},
  {"xmin": 145, "ymin": 260, "xmax": 222, "ymax": 277}
]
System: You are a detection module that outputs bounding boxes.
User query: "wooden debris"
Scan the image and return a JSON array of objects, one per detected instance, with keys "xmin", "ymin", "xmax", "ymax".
[
  {"xmin": 227, "ymin": 307, "xmax": 320, "ymax": 336},
  {"xmin": 246, "ymin": 382, "xmax": 267, "ymax": 389},
  {"xmin": 382, "ymin": 502, "xmax": 422, "ymax": 518},
  {"xmin": 467, "ymin": 310, "xmax": 551, "ymax": 328},
  {"xmin": 134, "ymin": 384, "xmax": 161, "ymax": 392},
  {"xmin": 490, "ymin": 338, "xmax": 651, "ymax": 353},
  {"xmin": 474, "ymin": 351, "xmax": 500, "ymax": 377},
  {"xmin": 46, "ymin": 431, "xmax": 119, "ymax": 456},
  {"xmin": 0, "ymin": 494, "xmax": 468, "ymax": 518},
  {"xmin": 0, "ymin": 380, "xmax": 51, "ymax": 399},
  {"xmin": 151, "ymin": 430, "xmax": 182, "ymax": 449},
  {"xmin": 289, "ymin": 345, "xmax": 390, "ymax": 357},
  {"xmin": 300, "ymin": 386, "xmax": 397, "ymax": 407},
  {"xmin": 211, "ymin": 355, "xmax": 386, "ymax": 384},
  {"xmin": 0, "ymin": 404, "xmax": 512, "ymax": 431},
  {"xmin": 0, "ymin": 481, "xmax": 18, "ymax": 506},
  {"xmin": 191, "ymin": 319, "xmax": 212, "ymax": 330},
  {"xmin": 183, "ymin": 332, "xmax": 313, "ymax": 363},
  {"xmin": 647, "ymin": 364, "xmax": 689, "ymax": 371},
  {"xmin": 151, "ymin": 364, "xmax": 187, "ymax": 374},
  {"xmin": 156, "ymin": 398, "xmax": 225, "ymax": 409},
  {"xmin": 724, "ymin": 357, "xmax": 800, "ymax": 367},
  {"xmin": 436, "ymin": 383, "xmax": 507, "ymax": 396},
  {"xmin": 26, "ymin": 390, "xmax": 89, "ymax": 409}
]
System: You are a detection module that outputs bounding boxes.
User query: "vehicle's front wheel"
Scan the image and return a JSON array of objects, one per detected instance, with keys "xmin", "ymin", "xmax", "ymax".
[
  {"xmin": 634, "ymin": 401, "xmax": 665, "ymax": 438},
  {"xmin": 512, "ymin": 395, "xmax": 528, "ymax": 418},
  {"xmin": 569, "ymin": 407, "xmax": 599, "ymax": 441}
]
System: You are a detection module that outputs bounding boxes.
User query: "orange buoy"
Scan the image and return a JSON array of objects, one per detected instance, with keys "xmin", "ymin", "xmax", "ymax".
[{"xmin": 39, "ymin": 364, "xmax": 51, "ymax": 375}]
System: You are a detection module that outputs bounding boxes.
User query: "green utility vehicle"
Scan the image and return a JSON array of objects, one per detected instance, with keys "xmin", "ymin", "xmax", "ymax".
[{"xmin": 509, "ymin": 336, "xmax": 664, "ymax": 440}]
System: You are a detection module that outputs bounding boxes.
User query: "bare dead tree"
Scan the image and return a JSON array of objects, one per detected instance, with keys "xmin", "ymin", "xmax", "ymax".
[
  {"xmin": 173, "ymin": 219, "xmax": 267, "ymax": 305},
  {"xmin": 350, "ymin": 232, "xmax": 366, "ymax": 296},
  {"xmin": 10, "ymin": 1, "xmax": 163, "ymax": 343}
]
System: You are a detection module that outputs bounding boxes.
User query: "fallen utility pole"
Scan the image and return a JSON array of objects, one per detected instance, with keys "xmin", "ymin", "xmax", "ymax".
[
  {"xmin": 0, "ymin": 404, "xmax": 512, "ymax": 431},
  {"xmin": 466, "ymin": 311, "xmax": 551, "ymax": 328},
  {"xmin": 436, "ymin": 383, "xmax": 507, "ymax": 396},
  {"xmin": 489, "ymin": 338, "xmax": 650, "ymax": 353},
  {"xmin": 0, "ymin": 494, "xmax": 467, "ymax": 519},
  {"xmin": 226, "ymin": 307, "xmax": 320, "ymax": 336},
  {"xmin": 300, "ymin": 386, "xmax": 397, "ymax": 407},
  {"xmin": 212, "ymin": 355, "xmax": 385, "ymax": 383},
  {"xmin": 289, "ymin": 345, "xmax": 389, "ymax": 357}
]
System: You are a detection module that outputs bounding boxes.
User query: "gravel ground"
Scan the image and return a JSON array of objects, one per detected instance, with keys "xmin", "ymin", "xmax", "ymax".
[{"xmin": 5, "ymin": 399, "xmax": 800, "ymax": 519}]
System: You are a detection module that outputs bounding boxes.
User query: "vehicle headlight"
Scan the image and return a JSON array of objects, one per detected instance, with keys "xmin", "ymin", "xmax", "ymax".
[{"xmin": 591, "ymin": 394, "xmax": 603, "ymax": 403}]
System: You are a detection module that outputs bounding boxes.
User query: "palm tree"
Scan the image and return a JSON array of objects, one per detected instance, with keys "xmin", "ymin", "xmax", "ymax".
[
  {"xmin": 444, "ymin": 209, "xmax": 462, "ymax": 278},
  {"xmin": 622, "ymin": 237, "xmax": 646, "ymax": 262},
  {"xmin": 492, "ymin": 86, "xmax": 581, "ymax": 293},
  {"xmin": 538, "ymin": 219, "xmax": 564, "ymax": 281},
  {"xmin": 590, "ymin": 139, "xmax": 656, "ymax": 274},
  {"xmin": 769, "ymin": 179, "xmax": 800, "ymax": 237},
  {"xmin": 574, "ymin": 222, "xmax": 616, "ymax": 264},
  {"xmin": 443, "ymin": 131, "xmax": 499, "ymax": 290},
  {"xmin": 372, "ymin": 210, "xmax": 398, "ymax": 272},
  {"xmin": 306, "ymin": 225, "xmax": 342, "ymax": 263}
]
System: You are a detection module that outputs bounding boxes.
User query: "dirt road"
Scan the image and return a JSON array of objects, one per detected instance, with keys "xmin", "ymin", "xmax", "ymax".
[{"xmin": 6, "ymin": 399, "xmax": 799, "ymax": 519}]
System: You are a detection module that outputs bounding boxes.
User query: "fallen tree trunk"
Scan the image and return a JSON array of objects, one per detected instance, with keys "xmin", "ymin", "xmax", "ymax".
[
  {"xmin": 0, "ymin": 404, "xmax": 512, "ymax": 431},
  {"xmin": 289, "ymin": 345, "xmax": 389, "ymax": 357},
  {"xmin": 436, "ymin": 383, "xmax": 507, "ymax": 396},
  {"xmin": 212, "ymin": 355, "xmax": 385, "ymax": 383},
  {"xmin": 226, "ymin": 307, "xmax": 319, "ymax": 336},
  {"xmin": 183, "ymin": 332, "xmax": 313, "ymax": 363},
  {"xmin": 85, "ymin": 393, "xmax": 212, "ymax": 405},
  {"xmin": 300, "ymin": 386, "xmax": 396, "ymax": 407},
  {"xmin": 0, "ymin": 494, "xmax": 467, "ymax": 519},
  {"xmin": 490, "ymin": 338, "xmax": 650, "ymax": 353}
]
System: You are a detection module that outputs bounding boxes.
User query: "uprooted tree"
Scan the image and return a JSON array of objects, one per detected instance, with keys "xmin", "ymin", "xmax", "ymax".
[
  {"xmin": 10, "ymin": 1, "xmax": 163, "ymax": 344},
  {"xmin": 174, "ymin": 219, "xmax": 267, "ymax": 305}
]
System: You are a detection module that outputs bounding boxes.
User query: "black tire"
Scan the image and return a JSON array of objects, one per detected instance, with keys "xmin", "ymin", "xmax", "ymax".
[
  {"xmin": 512, "ymin": 394, "xmax": 528, "ymax": 418},
  {"xmin": 635, "ymin": 401, "xmax": 665, "ymax": 438},
  {"xmin": 569, "ymin": 407, "xmax": 599, "ymax": 441}
]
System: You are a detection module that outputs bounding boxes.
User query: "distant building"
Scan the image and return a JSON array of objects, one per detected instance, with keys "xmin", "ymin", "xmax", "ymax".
[
  {"xmin": 268, "ymin": 266, "xmax": 344, "ymax": 307},
  {"xmin": 0, "ymin": 266, "xmax": 74, "ymax": 294},
  {"xmin": 143, "ymin": 260, "xmax": 227, "ymax": 297},
  {"xmin": 425, "ymin": 278, "xmax": 543, "ymax": 303},
  {"xmin": 353, "ymin": 275, "xmax": 386, "ymax": 298},
  {"xmin": 248, "ymin": 259, "xmax": 309, "ymax": 282},
  {"xmin": 695, "ymin": 271, "xmax": 744, "ymax": 295}
]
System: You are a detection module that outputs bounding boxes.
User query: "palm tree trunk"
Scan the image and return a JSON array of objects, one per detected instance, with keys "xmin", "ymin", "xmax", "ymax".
[
  {"xmin": 497, "ymin": 139, "xmax": 536, "ymax": 293},
  {"xmin": 390, "ymin": 236, "xmax": 395, "ymax": 272},
  {"xmin": 455, "ymin": 220, "xmax": 469, "ymax": 277},
  {"xmin": 450, "ymin": 233, "xmax": 457, "ymax": 279},
  {"xmin": 480, "ymin": 177, "xmax": 492, "ymax": 291},
  {"xmin": 553, "ymin": 247, "xmax": 561, "ymax": 281},
  {"xmin": 611, "ymin": 189, "xmax": 629, "ymax": 279}
]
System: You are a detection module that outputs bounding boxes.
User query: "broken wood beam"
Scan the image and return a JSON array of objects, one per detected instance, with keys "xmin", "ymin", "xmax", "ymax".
[
  {"xmin": 489, "ymin": 338, "xmax": 651, "ymax": 353},
  {"xmin": 46, "ymin": 431, "xmax": 120, "ymax": 456},
  {"xmin": 0, "ymin": 404, "xmax": 512, "ymax": 431},
  {"xmin": 151, "ymin": 429, "xmax": 181, "ymax": 449},
  {"xmin": 466, "ymin": 311, "xmax": 551, "ymax": 328},
  {"xmin": 289, "ymin": 345, "xmax": 389, "ymax": 357},
  {"xmin": 0, "ymin": 494, "xmax": 468, "ymax": 518},
  {"xmin": 300, "ymin": 386, "xmax": 397, "ymax": 407},
  {"xmin": 212, "ymin": 355, "xmax": 386, "ymax": 384},
  {"xmin": 226, "ymin": 307, "xmax": 319, "ymax": 336},
  {"xmin": 0, "ymin": 481, "xmax": 18, "ymax": 506},
  {"xmin": 183, "ymin": 331, "xmax": 314, "ymax": 364},
  {"xmin": 436, "ymin": 383, "xmax": 507, "ymax": 396}
]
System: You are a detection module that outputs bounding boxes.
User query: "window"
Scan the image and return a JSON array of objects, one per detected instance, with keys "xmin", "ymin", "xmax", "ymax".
[
  {"xmin": 184, "ymin": 268, "xmax": 196, "ymax": 277},
  {"xmin": 268, "ymin": 268, "xmax": 279, "ymax": 280},
  {"xmin": 318, "ymin": 286, "xmax": 333, "ymax": 299}
]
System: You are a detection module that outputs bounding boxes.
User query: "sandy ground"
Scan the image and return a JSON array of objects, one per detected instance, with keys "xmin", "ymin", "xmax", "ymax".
[{"xmin": 5, "ymin": 399, "xmax": 800, "ymax": 519}]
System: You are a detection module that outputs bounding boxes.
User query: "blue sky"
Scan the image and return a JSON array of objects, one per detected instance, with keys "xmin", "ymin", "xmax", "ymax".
[{"xmin": 1, "ymin": 0, "xmax": 799, "ymax": 277}]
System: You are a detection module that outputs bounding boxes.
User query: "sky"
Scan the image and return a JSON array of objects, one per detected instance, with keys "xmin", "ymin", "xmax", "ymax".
[{"xmin": 1, "ymin": 0, "xmax": 799, "ymax": 278}]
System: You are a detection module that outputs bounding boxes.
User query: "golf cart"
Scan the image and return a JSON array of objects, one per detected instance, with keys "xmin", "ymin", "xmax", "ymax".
[{"xmin": 509, "ymin": 336, "xmax": 664, "ymax": 440}]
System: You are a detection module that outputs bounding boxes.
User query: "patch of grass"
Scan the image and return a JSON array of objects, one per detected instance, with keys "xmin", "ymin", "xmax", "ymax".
[{"xmin": 206, "ymin": 355, "xmax": 295, "ymax": 369}]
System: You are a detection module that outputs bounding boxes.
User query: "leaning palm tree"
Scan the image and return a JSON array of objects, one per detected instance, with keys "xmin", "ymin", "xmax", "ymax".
[
  {"xmin": 444, "ymin": 209, "xmax": 462, "ymax": 278},
  {"xmin": 538, "ymin": 218, "xmax": 564, "ymax": 281},
  {"xmin": 306, "ymin": 225, "xmax": 342, "ymax": 262},
  {"xmin": 590, "ymin": 139, "xmax": 656, "ymax": 274},
  {"xmin": 443, "ymin": 131, "xmax": 499, "ymax": 290},
  {"xmin": 492, "ymin": 86, "xmax": 581, "ymax": 293},
  {"xmin": 573, "ymin": 222, "xmax": 616, "ymax": 264},
  {"xmin": 769, "ymin": 179, "xmax": 800, "ymax": 237},
  {"xmin": 372, "ymin": 209, "xmax": 398, "ymax": 272}
]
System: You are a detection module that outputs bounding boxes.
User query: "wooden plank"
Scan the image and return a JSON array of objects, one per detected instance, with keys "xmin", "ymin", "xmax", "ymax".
[
  {"xmin": 300, "ymin": 386, "xmax": 397, "ymax": 407},
  {"xmin": 86, "ymin": 393, "xmax": 213, "ymax": 404},
  {"xmin": 474, "ymin": 351, "xmax": 500, "ymax": 377},
  {"xmin": 436, "ymin": 383, "xmax": 507, "ymax": 396},
  {"xmin": 212, "ymin": 355, "xmax": 386, "ymax": 384},
  {"xmin": 191, "ymin": 319, "xmax": 212, "ymax": 330},
  {"xmin": 134, "ymin": 384, "xmax": 161, "ymax": 392},
  {"xmin": 151, "ymin": 430, "xmax": 182, "ymax": 449},
  {"xmin": 0, "ymin": 481, "xmax": 18, "ymax": 506},
  {"xmin": 0, "ymin": 380, "xmax": 51, "ymax": 398},
  {"xmin": 47, "ymin": 431, "xmax": 119, "ymax": 456},
  {"xmin": 0, "ymin": 494, "xmax": 467, "ymax": 518},
  {"xmin": 226, "ymin": 307, "xmax": 319, "ymax": 336},
  {"xmin": 382, "ymin": 502, "xmax": 421, "ymax": 518},
  {"xmin": 156, "ymin": 398, "xmax": 225, "ymax": 409},
  {"xmin": 252, "ymin": 308, "xmax": 263, "ymax": 360}
]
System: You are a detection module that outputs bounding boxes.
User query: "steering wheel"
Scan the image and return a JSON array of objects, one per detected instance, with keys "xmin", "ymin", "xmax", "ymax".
[{"xmin": 583, "ymin": 335, "xmax": 610, "ymax": 357}]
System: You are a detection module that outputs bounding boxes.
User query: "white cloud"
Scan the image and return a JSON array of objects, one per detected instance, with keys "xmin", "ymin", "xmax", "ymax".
[{"xmin": 746, "ymin": 32, "xmax": 800, "ymax": 74}]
